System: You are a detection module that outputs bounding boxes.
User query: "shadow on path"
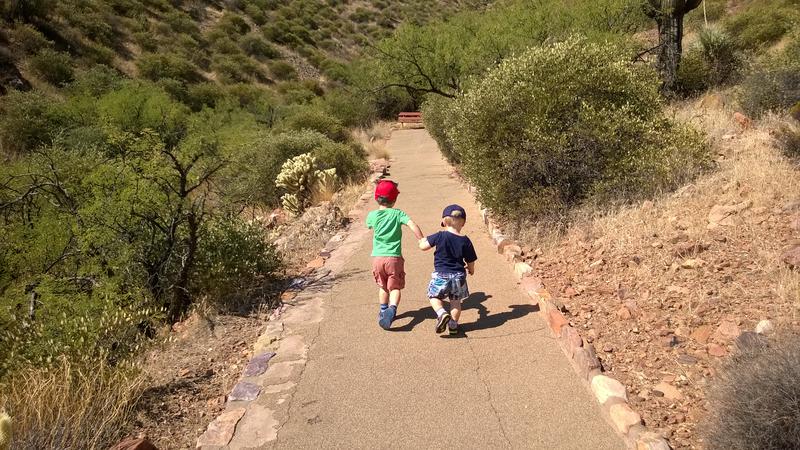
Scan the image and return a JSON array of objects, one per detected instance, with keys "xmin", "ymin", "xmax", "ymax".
[
  {"xmin": 460, "ymin": 292, "xmax": 540, "ymax": 333},
  {"xmin": 388, "ymin": 291, "xmax": 539, "ymax": 334}
]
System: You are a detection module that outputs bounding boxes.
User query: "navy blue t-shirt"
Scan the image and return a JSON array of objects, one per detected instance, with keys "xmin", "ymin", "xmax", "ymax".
[{"xmin": 426, "ymin": 231, "xmax": 478, "ymax": 274}]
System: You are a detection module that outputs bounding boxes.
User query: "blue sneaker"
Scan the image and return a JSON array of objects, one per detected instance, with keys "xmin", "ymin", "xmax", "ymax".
[{"xmin": 379, "ymin": 306, "xmax": 396, "ymax": 330}]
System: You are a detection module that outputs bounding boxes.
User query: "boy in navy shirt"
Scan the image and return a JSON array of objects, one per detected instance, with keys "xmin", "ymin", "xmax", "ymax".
[{"xmin": 419, "ymin": 204, "xmax": 478, "ymax": 335}]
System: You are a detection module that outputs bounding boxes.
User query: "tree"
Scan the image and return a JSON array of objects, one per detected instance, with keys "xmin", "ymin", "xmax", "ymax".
[{"xmin": 643, "ymin": 0, "xmax": 703, "ymax": 92}]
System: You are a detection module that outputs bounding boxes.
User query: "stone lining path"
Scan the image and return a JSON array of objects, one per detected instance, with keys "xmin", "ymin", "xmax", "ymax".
[{"xmin": 199, "ymin": 130, "xmax": 624, "ymax": 449}]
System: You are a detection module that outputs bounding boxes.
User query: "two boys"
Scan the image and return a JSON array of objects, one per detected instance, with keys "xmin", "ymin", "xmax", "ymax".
[{"xmin": 366, "ymin": 180, "xmax": 477, "ymax": 333}]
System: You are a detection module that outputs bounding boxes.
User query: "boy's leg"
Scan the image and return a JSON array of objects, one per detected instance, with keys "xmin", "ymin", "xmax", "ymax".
[
  {"xmin": 450, "ymin": 298, "xmax": 462, "ymax": 323},
  {"xmin": 389, "ymin": 288, "xmax": 402, "ymax": 308},
  {"xmin": 378, "ymin": 288, "xmax": 390, "ymax": 307}
]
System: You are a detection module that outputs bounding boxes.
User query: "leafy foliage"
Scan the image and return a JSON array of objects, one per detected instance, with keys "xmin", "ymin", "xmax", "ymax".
[
  {"xmin": 428, "ymin": 37, "xmax": 709, "ymax": 220},
  {"xmin": 738, "ymin": 33, "xmax": 800, "ymax": 117}
]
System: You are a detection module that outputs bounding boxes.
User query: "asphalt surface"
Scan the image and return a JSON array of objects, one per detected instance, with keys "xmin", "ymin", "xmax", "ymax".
[{"xmin": 269, "ymin": 130, "xmax": 624, "ymax": 449}]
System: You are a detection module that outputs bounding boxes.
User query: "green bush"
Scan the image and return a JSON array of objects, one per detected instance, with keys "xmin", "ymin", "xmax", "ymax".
[
  {"xmin": 678, "ymin": 27, "xmax": 741, "ymax": 96},
  {"xmin": 29, "ymin": 48, "xmax": 75, "ymax": 86},
  {"xmin": 268, "ymin": 60, "xmax": 297, "ymax": 80},
  {"xmin": 212, "ymin": 54, "xmax": 265, "ymax": 83},
  {"xmin": 422, "ymin": 95, "xmax": 459, "ymax": 163},
  {"xmin": 739, "ymin": 35, "xmax": 800, "ymax": 117},
  {"xmin": 280, "ymin": 107, "xmax": 350, "ymax": 142},
  {"xmin": 724, "ymin": 3, "xmax": 798, "ymax": 50},
  {"xmin": 132, "ymin": 31, "xmax": 159, "ymax": 52},
  {"xmin": 9, "ymin": 23, "xmax": 52, "ymax": 54},
  {"xmin": 322, "ymin": 87, "xmax": 377, "ymax": 128},
  {"xmin": 0, "ymin": 91, "xmax": 64, "ymax": 154},
  {"xmin": 314, "ymin": 141, "xmax": 368, "ymax": 183},
  {"xmin": 137, "ymin": 52, "xmax": 200, "ymax": 84},
  {"xmin": 705, "ymin": 333, "xmax": 800, "ymax": 450},
  {"xmin": 442, "ymin": 37, "xmax": 709, "ymax": 219},
  {"xmin": 193, "ymin": 218, "xmax": 281, "ymax": 311},
  {"xmin": 240, "ymin": 33, "xmax": 281, "ymax": 59},
  {"xmin": 66, "ymin": 65, "xmax": 123, "ymax": 97},
  {"xmin": 775, "ymin": 121, "xmax": 800, "ymax": 160}
]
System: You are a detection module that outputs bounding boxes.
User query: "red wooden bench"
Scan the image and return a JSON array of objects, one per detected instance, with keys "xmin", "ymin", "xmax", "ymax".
[{"xmin": 398, "ymin": 112, "xmax": 423, "ymax": 124}]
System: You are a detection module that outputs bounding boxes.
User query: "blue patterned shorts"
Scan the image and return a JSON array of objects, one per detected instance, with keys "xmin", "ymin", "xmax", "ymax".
[{"xmin": 426, "ymin": 272, "xmax": 469, "ymax": 301}]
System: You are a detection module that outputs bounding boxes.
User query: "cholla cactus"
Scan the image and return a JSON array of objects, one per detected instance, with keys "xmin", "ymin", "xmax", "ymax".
[
  {"xmin": 281, "ymin": 193, "xmax": 304, "ymax": 217},
  {"xmin": 315, "ymin": 168, "xmax": 339, "ymax": 196},
  {"xmin": 276, "ymin": 154, "xmax": 339, "ymax": 216},
  {"xmin": 0, "ymin": 412, "xmax": 11, "ymax": 450}
]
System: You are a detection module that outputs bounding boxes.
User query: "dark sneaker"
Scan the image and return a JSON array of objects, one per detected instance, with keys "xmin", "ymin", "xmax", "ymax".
[
  {"xmin": 448, "ymin": 325, "xmax": 459, "ymax": 336},
  {"xmin": 379, "ymin": 307, "xmax": 396, "ymax": 330},
  {"xmin": 435, "ymin": 313, "xmax": 452, "ymax": 334}
]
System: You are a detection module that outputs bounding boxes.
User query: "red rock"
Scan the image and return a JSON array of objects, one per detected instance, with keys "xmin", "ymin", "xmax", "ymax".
[
  {"xmin": 547, "ymin": 310, "xmax": 569, "ymax": 336},
  {"xmin": 690, "ymin": 325, "xmax": 713, "ymax": 344},
  {"xmin": 519, "ymin": 277, "xmax": 544, "ymax": 297},
  {"xmin": 616, "ymin": 306, "xmax": 632, "ymax": 320},
  {"xmin": 110, "ymin": 438, "xmax": 157, "ymax": 450},
  {"xmin": 660, "ymin": 335, "xmax": 678, "ymax": 348},
  {"xmin": 707, "ymin": 343, "xmax": 727, "ymax": 357},
  {"xmin": 714, "ymin": 320, "xmax": 741, "ymax": 342},
  {"xmin": 734, "ymin": 112, "xmax": 752, "ymax": 129},
  {"xmin": 280, "ymin": 291, "xmax": 297, "ymax": 302},
  {"xmin": 564, "ymin": 286, "xmax": 579, "ymax": 298}
]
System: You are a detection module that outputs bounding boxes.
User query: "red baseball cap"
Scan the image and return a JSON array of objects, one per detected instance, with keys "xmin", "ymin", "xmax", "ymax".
[{"xmin": 374, "ymin": 180, "xmax": 399, "ymax": 203}]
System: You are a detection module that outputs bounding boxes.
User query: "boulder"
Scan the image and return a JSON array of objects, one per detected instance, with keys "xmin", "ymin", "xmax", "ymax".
[
  {"xmin": 653, "ymin": 382, "xmax": 683, "ymax": 400},
  {"xmin": 609, "ymin": 403, "xmax": 642, "ymax": 434},
  {"xmin": 591, "ymin": 375, "xmax": 627, "ymax": 404}
]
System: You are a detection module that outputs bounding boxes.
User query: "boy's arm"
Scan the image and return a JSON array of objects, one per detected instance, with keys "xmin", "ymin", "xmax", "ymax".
[
  {"xmin": 466, "ymin": 261, "xmax": 475, "ymax": 275},
  {"xmin": 405, "ymin": 219, "xmax": 424, "ymax": 240},
  {"xmin": 419, "ymin": 237, "xmax": 432, "ymax": 251}
]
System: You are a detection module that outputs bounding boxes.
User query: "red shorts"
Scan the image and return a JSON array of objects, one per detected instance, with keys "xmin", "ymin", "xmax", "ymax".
[{"xmin": 372, "ymin": 256, "xmax": 405, "ymax": 291}]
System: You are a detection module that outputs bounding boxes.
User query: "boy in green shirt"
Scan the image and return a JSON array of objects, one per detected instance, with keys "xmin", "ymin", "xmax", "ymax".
[{"xmin": 366, "ymin": 180, "xmax": 424, "ymax": 330}]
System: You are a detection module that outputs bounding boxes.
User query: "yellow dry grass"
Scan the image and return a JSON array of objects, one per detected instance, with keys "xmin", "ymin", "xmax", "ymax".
[
  {"xmin": 0, "ymin": 358, "xmax": 145, "ymax": 449},
  {"xmin": 353, "ymin": 122, "xmax": 392, "ymax": 160}
]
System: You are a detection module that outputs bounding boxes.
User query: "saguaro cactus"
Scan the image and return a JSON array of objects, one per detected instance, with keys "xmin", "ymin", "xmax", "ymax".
[{"xmin": 644, "ymin": 0, "xmax": 703, "ymax": 92}]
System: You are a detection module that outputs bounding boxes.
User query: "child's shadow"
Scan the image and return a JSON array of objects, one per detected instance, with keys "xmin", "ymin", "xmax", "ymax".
[
  {"xmin": 389, "ymin": 292, "xmax": 539, "ymax": 334},
  {"xmin": 459, "ymin": 292, "xmax": 539, "ymax": 334},
  {"xmin": 389, "ymin": 306, "xmax": 434, "ymax": 332}
]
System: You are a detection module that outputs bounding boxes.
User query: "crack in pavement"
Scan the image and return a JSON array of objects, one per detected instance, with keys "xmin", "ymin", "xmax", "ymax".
[{"xmin": 464, "ymin": 335, "xmax": 513, "ymax": 447}]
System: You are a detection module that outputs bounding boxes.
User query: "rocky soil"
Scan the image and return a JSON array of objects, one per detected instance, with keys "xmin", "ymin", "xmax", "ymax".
[{"xmin": 518, "ymin": 116, "xmax": 800, "ymax": 449}]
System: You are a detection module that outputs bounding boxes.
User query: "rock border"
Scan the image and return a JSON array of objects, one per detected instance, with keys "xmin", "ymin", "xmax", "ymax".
[{"xmin": 465, "ymin": 182, "xmax": 671, "ymax": 450}]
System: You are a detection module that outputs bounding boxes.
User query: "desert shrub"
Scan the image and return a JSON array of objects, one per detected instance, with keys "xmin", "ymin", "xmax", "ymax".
[
  {"xmin": 724, "ymin": 3, "xmax": 798, "ymax": 50},
  {"xmin": 2, "ymin": 0, "xmax": 52, "ymax": 21},
  {"xmin": 193, "ymin": 218, "xmax": 281, "ymax": 311},
  {"xmin": 314, "ymin": 141, "xmax": 368, "ymax": 183},
  {"xmin": 216, "ymin": 12, "xmax": 251, "ymax": 35},
  {"xmin": 8, "ymin": 23, "xmax": 52, "ymax": 54},
  {"xmin": 276, "ymin": 80, "xmax": 320, "ymax": 104},
  {"xmin": 705, "ymin": 333, "xmax": 800, "ymax": 450},
  {"xmin": 66, "ymin": 64, "xmax": 123, "ymax": 97},
  {"xmin": 678, "ymin": 27, "xmax": 741, "ymax": 95},
  {"xmin": 164, "ymin": 10, "xmax": 199, "ymax": 36},
  {"xmin": 132, "ymin": 31, "xmax": 159, "ymax": 52},
  {"xmin": 237, "ymin": 130, "xmax": 335, "ymax": 206},
  {"xmin": 244, "ymin": 3, "xmax": 267, "ymax": 25},
  {"xmin": 137, "ymin": 52, "xmax": 200, "ymax": 84},
  {"xmin": 739, "ymin": 36, "xmax": 800, "ymax": 117},
  {"xmin": 0, "ymin": 358, "xmax": 145, "ymax": 449},
  {"xmin": 186, "ymin": 82, "xmax": 228, "ymax": 110},
  {"xmin": 775, "ymin": 121, "xmax": 800, "ymax": 160},
  {"xmin": 422, "ymin": 95, "xmax": 459, "ymax": 163},
  {"xmin": 269, "ymin": 60, "xmax": 297, "ymax": 80},
  {"xmin": 29, "ymin": 48, "xmax": 74, "ymax": 86},
  {"xmin": 322, "ymin": 87, "xmax": 377, "ymax": 128},
  {"xmin": 240, "ymin": 33, "xmax": 281, "ymax": 59},
  {"xmin": 0, "ymin": 90, "xmax": 64, "ymax": 154},
  {"xmin": 212, "ymin": 54, "xmax": 265, "ymax": 83},
  {"xmin": 446, "ymin": 37, "xmax": 709, "ymax": 219},
  {"xmin": 210, "ymin": 36, "xmax": 242, "ymax": 55},
  {"xmin": 280, "ymin": 107, "xmax": 349, "ymax": 142}
]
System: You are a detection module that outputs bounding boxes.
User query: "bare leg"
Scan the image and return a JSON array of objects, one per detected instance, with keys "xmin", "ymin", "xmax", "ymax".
[
  {"xmin": 379, "ymin": 288, "xmax": 389, "ymax": 306},
  {"xmin": 389, "ymin": 289, "xmax": 402, "ymax": 308},
  {"xmin": 450, "ymin": 299, "xmax": 462, "ymax": 324},
  {"xmin": 429, "ymin": 297, "xmax": 444, "ymax": 313}
]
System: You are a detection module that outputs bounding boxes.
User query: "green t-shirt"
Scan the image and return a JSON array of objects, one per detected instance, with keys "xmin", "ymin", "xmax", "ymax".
[{"xmin": 366, "ymin": 208, "xmax": 410, "ymax": 257}]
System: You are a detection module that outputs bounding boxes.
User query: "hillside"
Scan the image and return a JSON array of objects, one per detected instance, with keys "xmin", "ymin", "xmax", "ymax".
[{"xmin": 0, "ymin": 0, "xmax": 490, "ymax": 95}]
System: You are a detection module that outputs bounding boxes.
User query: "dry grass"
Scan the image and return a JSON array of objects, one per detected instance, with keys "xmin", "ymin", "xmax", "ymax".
[
  {"xmin": 0, "ymin": 358, "xmax": 145, "ymax": 450},
  {"xmin": 353, "ymin": 122, "xmax": 392, "ymax": 160}
]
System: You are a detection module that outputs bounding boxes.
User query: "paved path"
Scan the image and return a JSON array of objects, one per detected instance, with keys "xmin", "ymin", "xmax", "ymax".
[{"xmin": 225, "ymin": 130, "xmax": 623, "ymax": 449}]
